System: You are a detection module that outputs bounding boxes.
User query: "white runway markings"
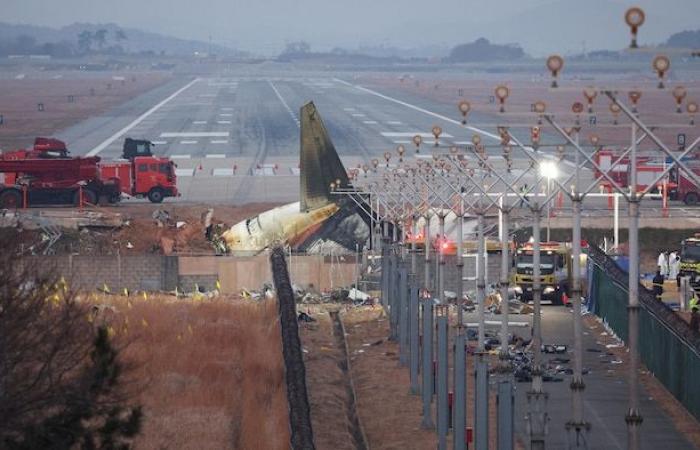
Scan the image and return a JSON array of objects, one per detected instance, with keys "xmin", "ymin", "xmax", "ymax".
[
  {"xmin": 212, "ymin": 168, "xmax": 235, "ymax": 176},
  {"xmin": 386, "ymin": 121, "xmax": 403, "ymax": 125},
  {"xmin": 206, "ymin": 154, "xmax": 226, "ymax": 158},
  {"xmin": 351, "ymin": 113, "xmax": 366, "ymax": 117},
  {"xmin": 193, "ymin": 120, "xmax": 207, "ymax": 125},
  {"xmin": 381, "ymin": 131, "xmax": 454, "ymax": 138},
  {"xmin": 170, "ymin": 154, "xmax": 191, "ymax": 159},
  {"xmin": 333, "ymin": 78, "xmax": 502, "ymax": 143},
  {"xmin": 87, "ymin": 78, "xmax": 200, "ymax": 156},
  {"xmin": 160, "ymin": 132, "xmax": 229, "ymax": 137},
  {"xmin": 210, "ymin": 140, "xmax": 229, "ymax": 144},
  {"xmin": 363, "ymin": 120, "xmax": 378, "ymax": 125},
  {"xmin": 268, "ymin": 80, "xmax": 300, "ymax": 129},
  {"xmin": 180, "ymin": 140, "xmax": 198, "ymax": 145},
  {"xmin": 175, "ymin": 168, "xmax": 195, "ymax": 177},
  {"xmin": 151, "ymin": 140, "xmax": 168, "ymax": 145},
  {"xmin": 217, "ymin": 120, "xmax": 232, "ymax": 124}
]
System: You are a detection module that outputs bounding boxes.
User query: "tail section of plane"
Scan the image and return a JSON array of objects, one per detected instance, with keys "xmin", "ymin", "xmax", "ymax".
[{"xmin": 299, "ymin": 102, "xmax": 349, "ymax": 212}]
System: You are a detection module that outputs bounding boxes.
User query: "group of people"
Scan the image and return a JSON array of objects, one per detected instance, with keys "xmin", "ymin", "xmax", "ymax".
[
  {"xmin": 652, "ymin": 251, "xmax": 679, "ymax": 301},
  {"xmin": 657, "ymin": 251, "xmax": 681, "ymax": 280},
  {"xmin": 651, "ymin": 251, "xmax": 699, "ymax": 333}
]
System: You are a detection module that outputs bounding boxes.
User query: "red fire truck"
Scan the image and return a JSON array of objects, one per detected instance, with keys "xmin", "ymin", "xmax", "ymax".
[{"xmin": 0, "ymin": 137, "xmax": 178, "ymax": 208}]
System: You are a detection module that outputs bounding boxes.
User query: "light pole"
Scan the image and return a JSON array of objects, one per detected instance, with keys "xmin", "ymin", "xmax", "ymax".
[{"xmin": 539, "ymin": 160, "xmax": 559, "ymax": 242}]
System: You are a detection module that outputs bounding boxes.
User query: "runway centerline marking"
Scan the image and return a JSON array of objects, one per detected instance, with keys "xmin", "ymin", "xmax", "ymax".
[
  {"xmin": 180, "ymin": 140, "xmax": 198, "ymax": 144},
  {"xmin": 206, "ymin": 154, "xmax": 226, "ymax": 158},
  {"xmin": 268, "ymin": 80, "xmax": 300, "ymax": 129},
  {"xmin": 87, "ymin": 78, "xmax": 200, "ymax": 156},
  {"xmin": 171, "ymin": 154, "xmax": 191, "ymax": 159}
]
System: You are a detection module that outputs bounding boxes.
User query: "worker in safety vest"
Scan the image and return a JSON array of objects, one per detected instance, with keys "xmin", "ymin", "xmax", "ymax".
[
  {"xmin": 652, "ymin": 270, "xmax": 664, "ymax": 301},
  {"xmin": 690, "ymin": 291, "xmax": 699, "ymax": 311},
  {"xmin": 690, "ymin": 306, "xmax": 699, "ymax": 333}
]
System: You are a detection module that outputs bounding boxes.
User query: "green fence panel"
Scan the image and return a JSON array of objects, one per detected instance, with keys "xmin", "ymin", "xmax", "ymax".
[{"xmin": 589, "ymin": 249, "xmax": 700, "ymax": 420}]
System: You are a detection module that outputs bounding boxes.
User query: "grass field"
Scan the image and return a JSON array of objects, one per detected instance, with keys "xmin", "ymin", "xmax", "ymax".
[{"xmin": 93, "ymin": 294, "xmax": 289, "ymax": 449}]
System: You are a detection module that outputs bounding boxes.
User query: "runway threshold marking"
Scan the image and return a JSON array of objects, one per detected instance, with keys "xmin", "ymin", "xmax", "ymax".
[
  {"xmin": 268, "ymin": 80, "xmax": 300, "ymax": 129},
  {"xmin": 333, "ymin": 78, "xmax": 579, "ymax": 167},
  {"xmin": 86, "ymin": 78, "xmax": 200, "ymax": 156}
]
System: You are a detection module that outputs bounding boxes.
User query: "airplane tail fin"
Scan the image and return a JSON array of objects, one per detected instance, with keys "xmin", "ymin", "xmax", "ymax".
[{"xmin": 299, "ymin": 102, "xmax": 349, "ymax": 212}]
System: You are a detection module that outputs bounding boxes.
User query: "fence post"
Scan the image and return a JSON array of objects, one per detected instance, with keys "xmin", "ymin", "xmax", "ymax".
[
  {"xmin": 399, "ymin": 265, "xmax": 409, "ymax": 366},
  {"xmin": 453, "ymin": 332, "xmax": 467, "ymax": 450},
  {"xmin": 475, "ymin": 357, "xmax": 489, "ymax": 450},
  {"xmin": 409, "ymin": 276, "xmax": 420, "ymax": 394},
  {"xmin": 437, "ymin": 307, "xmax": 449, "ymax": 450},
  {"xmin": 421, "ymin": 299, "xmax": 434, "ymax": 429},
  {"xmin": 497, "ymin": 380, "xmax": 514, "ymax": 450}
]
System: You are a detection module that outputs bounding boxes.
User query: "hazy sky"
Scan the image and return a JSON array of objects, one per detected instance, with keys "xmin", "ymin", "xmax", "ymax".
[{"xmin": 4, "ymin": 0, "xmax": 699, "ymax": 55}]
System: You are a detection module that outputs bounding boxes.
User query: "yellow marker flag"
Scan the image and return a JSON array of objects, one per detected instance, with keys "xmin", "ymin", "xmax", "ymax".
[
  {"xmin": 216, "ymin": 280, "xmax": 221, "ymax": 291},
  {"xmin": 123, "ymin": 287, "xmax": 129, "ymax": 297},
  {"xmin": 103, "ymin": 283, "xmax": 110, "ymax": 293},
  {"xmin": 142, "ymin": 291, "xmax": 148, "ymax": 301},
  {"xmin": 175, "ymin": 286, "xmax": 179, "ymax": 297},
  {"xmin": 107, "ymin": 326, "xmax": 115, "ymax": 338}
]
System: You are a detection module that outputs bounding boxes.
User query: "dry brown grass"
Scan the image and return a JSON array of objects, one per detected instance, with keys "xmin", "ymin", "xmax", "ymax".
[{"xmin": 89, "ymin": 294, "xmax": 289, "ymax": 449}]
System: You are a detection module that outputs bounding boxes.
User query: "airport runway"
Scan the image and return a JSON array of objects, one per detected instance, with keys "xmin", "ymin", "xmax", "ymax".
[
  {"xmin": 54, "ymin": 69, "xmax": 700, "ymax": 222},
  {"xmin": 54, "ymin": 70, "xmax": 573, "ymax": 204}
]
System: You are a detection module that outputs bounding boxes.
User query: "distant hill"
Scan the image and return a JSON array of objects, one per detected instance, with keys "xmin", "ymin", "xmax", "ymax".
[
  {"xmin": 446, "ymin": 38, "xmax": 525, "ymax": 63},
  {"xmin": 665, "ymin": 29, "xmax": 700, "ymax": 48},
  {"xmin": 0, "ymin": 22, "xmax": 246, "ymax": 57}
]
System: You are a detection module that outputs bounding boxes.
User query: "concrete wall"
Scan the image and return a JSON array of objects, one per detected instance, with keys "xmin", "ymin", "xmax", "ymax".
[
  {"xmin": 28, "ymin": 254, "xmax": 178, "ymax": 292},
  {"xmin": 31, "ymin": 254, "xmax": 358, "ymax": 294}
]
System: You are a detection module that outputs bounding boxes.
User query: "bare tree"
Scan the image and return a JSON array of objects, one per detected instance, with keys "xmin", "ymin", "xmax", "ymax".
[{"xmin": 0, "ymin": 237, "xmax": 142, "ymax": 449}]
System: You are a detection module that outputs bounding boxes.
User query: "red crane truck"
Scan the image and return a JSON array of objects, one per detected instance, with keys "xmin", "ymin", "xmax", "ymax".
[{"xmin": 0, "ymin": 137, "xmax": 178, "ymax": 208}]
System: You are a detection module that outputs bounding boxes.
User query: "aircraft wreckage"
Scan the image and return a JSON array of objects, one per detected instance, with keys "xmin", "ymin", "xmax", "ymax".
[{"xmin": 222, "ymin": 102, "xmax": 372, "ymax": 254}]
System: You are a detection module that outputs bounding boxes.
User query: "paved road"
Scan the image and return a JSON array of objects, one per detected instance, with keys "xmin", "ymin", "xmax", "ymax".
[{"xmin": 463, "ymin": 307, "xmax": 696, "ymax": 449}]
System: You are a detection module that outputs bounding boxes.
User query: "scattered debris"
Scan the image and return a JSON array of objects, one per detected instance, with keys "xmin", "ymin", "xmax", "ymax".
[{"xmin": 298, "ymin": 312, "xmax": 316, "ymax": 323}]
